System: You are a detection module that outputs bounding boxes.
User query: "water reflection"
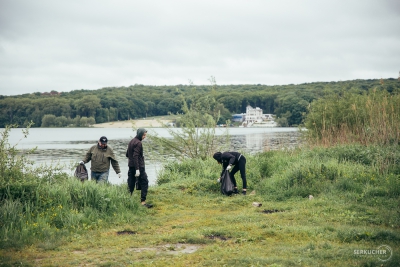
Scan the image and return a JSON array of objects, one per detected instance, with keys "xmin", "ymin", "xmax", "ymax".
[
  {"xmin": 231, "ymin": 131, "xmax": 301, "ymax": 154},
  {"xmin": 7, "ymin": 127, "xmax": 302, "ymax": 185}
]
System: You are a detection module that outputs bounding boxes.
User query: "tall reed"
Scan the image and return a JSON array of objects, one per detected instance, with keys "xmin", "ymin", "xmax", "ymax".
[{"xmin": 304, "ymin": 89, "xmax": 400, "ymax": 146}]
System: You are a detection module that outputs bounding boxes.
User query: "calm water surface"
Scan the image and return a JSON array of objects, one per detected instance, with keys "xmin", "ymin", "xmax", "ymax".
[{"xmin": 8, "ymin": 127, "xmax": 301, "ymax": 185}]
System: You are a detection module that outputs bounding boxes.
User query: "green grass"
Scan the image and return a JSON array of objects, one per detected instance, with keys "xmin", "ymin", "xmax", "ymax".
[
  {"xmin": 1, "ymin": 144, "xmax": 399, "ymax": 266},
  {"xmin": 2, "ymin": 188, "xmax": 398, "ymax": 266}
]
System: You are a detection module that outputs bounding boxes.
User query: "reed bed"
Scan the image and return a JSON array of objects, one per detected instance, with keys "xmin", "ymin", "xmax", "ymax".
[{"xmin": 304, "ymin": 89, "xmax": 400, "ymax": 146}]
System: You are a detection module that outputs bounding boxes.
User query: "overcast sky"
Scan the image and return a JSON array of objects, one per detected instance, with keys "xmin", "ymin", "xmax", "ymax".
[{"xmin": 0, "ymin": 0, "xmax": 399, "ymax": 96}]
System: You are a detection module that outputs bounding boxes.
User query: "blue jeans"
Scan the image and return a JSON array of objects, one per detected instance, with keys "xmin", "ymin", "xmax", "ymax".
[{"xmin": 91, "ymin": 170, "xmax": 109, "ymax": 183}]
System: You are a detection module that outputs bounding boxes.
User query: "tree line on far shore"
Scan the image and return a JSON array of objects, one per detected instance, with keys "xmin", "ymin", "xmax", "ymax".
[{"xmin": 0, "ymin": 78, "xmax": 398, "ymax": 128}]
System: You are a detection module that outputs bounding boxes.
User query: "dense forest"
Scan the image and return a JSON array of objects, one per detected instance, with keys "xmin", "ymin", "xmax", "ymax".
[{"xmin": 0, "ymin": 78, "xmax": 399, "ymax": 128}]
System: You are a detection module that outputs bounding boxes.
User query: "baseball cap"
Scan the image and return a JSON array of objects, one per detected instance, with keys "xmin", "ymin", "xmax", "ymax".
[{"xmin": 99, "ymin": 136, "xmax": 108, "ymax": 144}]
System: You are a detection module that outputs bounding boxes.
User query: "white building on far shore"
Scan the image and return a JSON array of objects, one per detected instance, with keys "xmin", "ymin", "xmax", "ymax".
[{"xmin": 240, "ymin": 105, "xmax": 277, "ymax": 127}]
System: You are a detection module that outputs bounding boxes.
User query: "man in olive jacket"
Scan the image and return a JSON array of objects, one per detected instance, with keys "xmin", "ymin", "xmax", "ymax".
[
  {"xmin": 80, "ymin": 136, "xmax": 121, "ymax": 183},
  {"xmin": 126, "ymin": 128, "xmax": 152, "ymax": 208}
]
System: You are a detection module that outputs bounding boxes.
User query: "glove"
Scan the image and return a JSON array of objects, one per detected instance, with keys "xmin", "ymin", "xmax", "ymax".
[
  {"xmin": 226, "ymin": 165, "xmax": 232, "ymax": 171},
  {"xmin": 217, "ymin": 178, "xmax": 221, "ymax": 183},
  {"xmin": 79, "ymin": 161, "xmax": 84, "ymax": 165},
  {"xmin": 117, "ymin": 173, "xmax": 121, "ymax": 179},
  {"xmin": 135, "ymin": 170, "xmax": 140, "ymax": 177}
]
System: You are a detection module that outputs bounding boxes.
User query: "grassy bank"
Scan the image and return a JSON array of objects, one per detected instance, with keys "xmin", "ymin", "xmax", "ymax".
[{"xmin": 1, "ymin": 143, "xmax": 399, "ymax": 266}]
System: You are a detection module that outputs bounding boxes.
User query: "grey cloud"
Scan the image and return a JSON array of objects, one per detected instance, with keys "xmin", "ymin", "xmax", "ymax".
[{"xmin": 0, "ymin": 0, "xmax": 399, "ymax": 95}]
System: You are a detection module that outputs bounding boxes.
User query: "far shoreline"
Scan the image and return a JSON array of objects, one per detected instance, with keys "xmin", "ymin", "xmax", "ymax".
[{"xmin": 91, "ymin": 119, "xmax": 172, "ymax": 128}]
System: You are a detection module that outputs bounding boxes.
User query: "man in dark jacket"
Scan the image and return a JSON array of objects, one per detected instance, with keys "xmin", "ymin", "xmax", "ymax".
[
  {"xmin": 80, "ymin": 136, "xmax": 121, "ymax": 183},
  {"xmin": 213, "ymin": 151, "xmax": 247, "ymax": 195},
  {"xmin": 126, "ymin": 128, "xmax": 153, "ymax": 208}
]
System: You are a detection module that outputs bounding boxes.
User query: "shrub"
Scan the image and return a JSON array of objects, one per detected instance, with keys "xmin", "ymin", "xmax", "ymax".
[{"xmin": 0, "ymin": 124, "xmax": 145, "ymax": 249}]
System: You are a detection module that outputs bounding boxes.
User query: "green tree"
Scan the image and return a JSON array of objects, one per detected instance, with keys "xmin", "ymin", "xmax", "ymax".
[
  {"xmin": 79, "ymin": 116, "xmax": 88, "ymax": 127},
  {"xmin": 218, "ymin": 94, "xmax": 242, "ymax": 113},
  {"xmin": 41, "ymin": 114, "xmax": 57, "ymax": 127},
  {"xmin": 129, "ymin": 99, "xmax": 148, "ymax": 118},
  {"xmin": 88, "ymin": 117, "xmax": 96, "ymax": 126},
  {"xmin": 275, "ymin": 93, "xmax": 309, "ymax": 126},
  {"xmin": 275, "ymin": 114, "xmax": 290, "ymax": 127},
  {"xmin": 146, "ymin": 101, "xmax": 156, "ymax": 117},
  {"xmin": 74, "ymin": 95, "xmax": 101, "ymax": 118},
  {"xmin": 54, "ymin": 116, "xmax": 69, "ymax": 127},
  {"xmin": 73, "ymin": 116, "xmax": 81, "ymax": 127},
  {"xmin": 30, "ymin": 107, "xmax": 43, "ymax": 127},
  {"xmin": 156, "ymin": 98, "xmax": 183, "ymax": 115},
  {"xmin": 109, "ymin": 107, "xmax": 117, "ymax": 121},
  {"xmin": 150, "ymin": 86, "xmax": 229, "ymax": 160},
  {"xmin": 214, "ymin": 103, "xmax": 231, "ymax": 124},
  {"xmin": 0, "ymin": 122, "xmax": 36, "ymax": 182}
]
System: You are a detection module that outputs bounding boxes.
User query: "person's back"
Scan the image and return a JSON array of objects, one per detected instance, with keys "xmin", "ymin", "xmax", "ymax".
[{"xmin": 126, "ymin": 136, "xmax": 145, "ymax": 169}]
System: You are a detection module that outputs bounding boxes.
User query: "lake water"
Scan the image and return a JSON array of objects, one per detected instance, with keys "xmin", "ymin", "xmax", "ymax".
[{"xmin": 7, "ymin": 127, "xmax": 301, "ymax": 185}]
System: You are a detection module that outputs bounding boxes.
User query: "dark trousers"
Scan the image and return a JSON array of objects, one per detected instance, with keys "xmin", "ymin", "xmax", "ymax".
[
  {"xmin": 128, "ymin": 167, "xmax": 149, "ymax": 202},
  {"xmin": 230, "ymin": 156, "xmax": 247, "ymax": 189}
]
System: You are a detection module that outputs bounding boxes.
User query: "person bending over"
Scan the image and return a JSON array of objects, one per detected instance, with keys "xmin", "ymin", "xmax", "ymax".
[{"xmin": 213, "ymin": 151, "xmax": 247, "ymax": 195}]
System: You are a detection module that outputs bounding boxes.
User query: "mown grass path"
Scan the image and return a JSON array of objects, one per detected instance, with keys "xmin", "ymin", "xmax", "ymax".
[{"xmin": 2, "ymin": 186, "xmax": 398, "ymax": 266}]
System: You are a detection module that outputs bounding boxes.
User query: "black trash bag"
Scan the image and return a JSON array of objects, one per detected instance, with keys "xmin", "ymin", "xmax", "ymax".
[
  {"xmin": 220, "ymin": 170, "xmax": 234, "ymax": 196},
  {"xmin": 136, "ymin": 178, "xmax": 141, "ymax": 190},
  {"xmin": 128, "ymin": 170, "xmax": 141, "ymax": 190},
  {"xmin": 136, "ymin": 179, "xmax": 142, "ymax": 190},
  {"xmin": 74, "ymin": 163, "xmax": 88, "ymax": 182}
]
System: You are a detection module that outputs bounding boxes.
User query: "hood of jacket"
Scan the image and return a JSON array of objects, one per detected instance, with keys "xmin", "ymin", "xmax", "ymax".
[
  {"xmin": 213, "ymin": 152, "xmax": 222, "ymax": 163},
  {"xmin": 136, "ymin": 128, "xmax": 147, "ymax": 140}
]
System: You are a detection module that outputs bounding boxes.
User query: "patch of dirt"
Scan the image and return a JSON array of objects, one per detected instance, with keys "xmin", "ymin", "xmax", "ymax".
[
  {"xmin": 117, "ymin": 230, "xmax": 137, "ymax": 235},
  {"xmin": 129, "ymin": 243, "xmax": 200, "ymax": 255},
  {"xmin": 205, "ymin": 234, "xmax": 229, "ymax": 241},
  {"xmin": 261, "ymin": 209, "xmax": 284, "ymax": 214}
]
